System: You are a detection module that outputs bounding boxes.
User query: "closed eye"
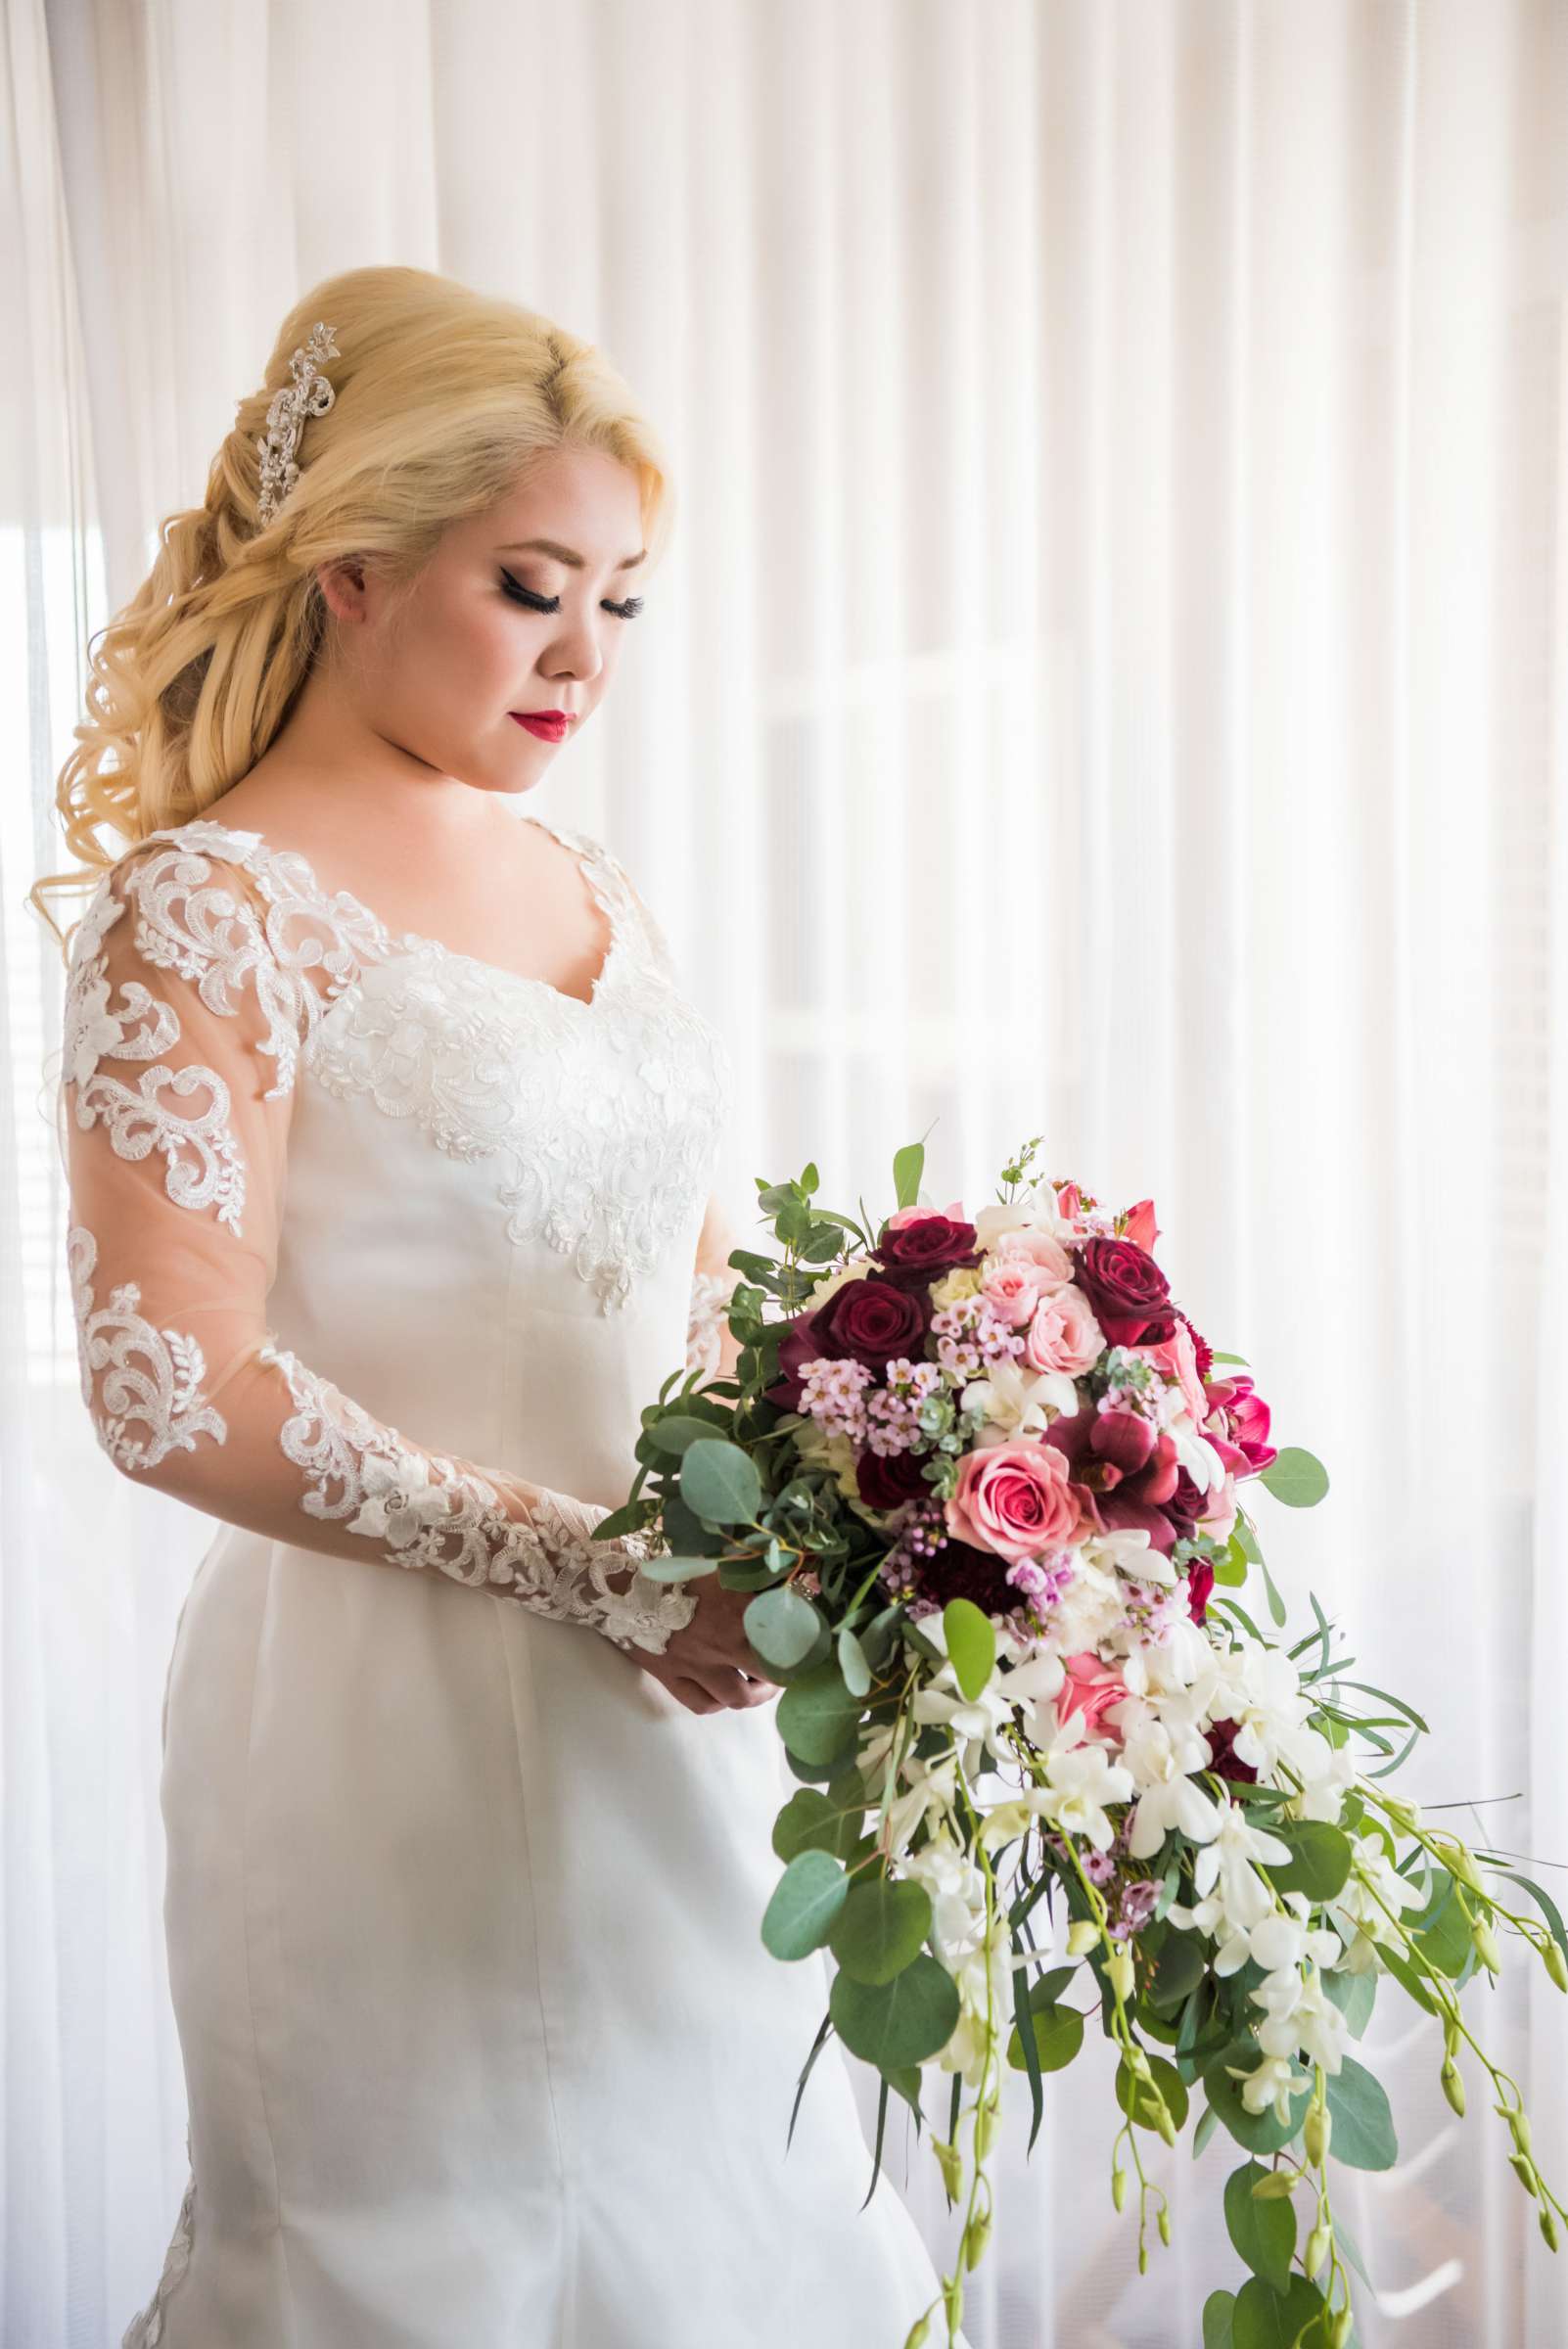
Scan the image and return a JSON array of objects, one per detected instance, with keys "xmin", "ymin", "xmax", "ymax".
[{"xmin": 500, "ymin": 569, "xmax": 644, "ymax": 622}]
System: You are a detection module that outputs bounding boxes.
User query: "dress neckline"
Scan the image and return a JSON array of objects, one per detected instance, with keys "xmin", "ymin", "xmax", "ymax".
[{"xmin": 137, "ymin": 810, "xmax": 632, "ymax": 1015}]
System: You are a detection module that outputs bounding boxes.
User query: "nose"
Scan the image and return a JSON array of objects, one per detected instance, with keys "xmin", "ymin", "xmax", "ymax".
[{"xmin": 543, "ymin": 608, "xmax": 607, "ymax": 687}]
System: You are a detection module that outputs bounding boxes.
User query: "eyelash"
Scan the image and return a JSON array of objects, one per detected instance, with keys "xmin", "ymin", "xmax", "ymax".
[{"xmin": 499, "ymin": 569, "xmax": 644, "ymax": 622}]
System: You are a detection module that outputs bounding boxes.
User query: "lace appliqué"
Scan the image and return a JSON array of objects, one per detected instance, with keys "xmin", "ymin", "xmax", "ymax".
[
  {"xmin": 686, "ymin": 1268, "xmax": 734, "ymax": 1375},
  {"xmin": 258, "ymin": 1340, "xmax": 696, "ymax": 1653},
  {"xmin": 305, "ymin": 843, "xmax": 733, "ymax": 1313},
  {"xmin": 61, "ymin": 823, "xmax": 384, "ymax": 1238},
  {"xmin": 68, "ymin": 1225, "xmax": 227, "ymax": 1472},
  {"xmin": 120, "ymin": 2128, "xmax": 195, "ymax": 2347}
]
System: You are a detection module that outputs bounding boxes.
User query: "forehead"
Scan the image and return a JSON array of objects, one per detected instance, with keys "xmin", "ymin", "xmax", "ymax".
[{"xmin": 471, "ymin": 445, "xmax": 644, "ymax": 561}]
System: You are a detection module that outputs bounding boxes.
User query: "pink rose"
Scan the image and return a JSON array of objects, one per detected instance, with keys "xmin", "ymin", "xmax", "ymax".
[
  {"xmin": 1133, "ymin": 1317, "xmax": 1207, "ymax": 1427},
  {"xmin": 945, "ymin": 1437, "xmax": 1084, "ymax": 1562},
  {"xmin": 1057, "ymin": 1652, "xmax": 1131, "ymax": 1740},
  {"xmin": 1023, "ymin": 1282, "xmax": 1104, "ymax": 1375},
  {"xmin": 979, "ymin": 1254, "xmax": 1051, "ymax": 1329}
]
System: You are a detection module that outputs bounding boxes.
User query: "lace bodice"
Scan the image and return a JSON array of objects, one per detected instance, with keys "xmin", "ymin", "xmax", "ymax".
[{"xmin": 58, "ymin": 809, "xmax": 737, "ymax": 1654}]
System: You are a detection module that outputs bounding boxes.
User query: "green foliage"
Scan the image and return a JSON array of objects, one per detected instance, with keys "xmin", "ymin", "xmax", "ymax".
[
  {"xmin": 1222, "ymin": 2161, "xmax": 1296, "ymax": 2291},
  {"xmin": 1323, "ymin": 2056, "xmax": 1399, "ymax": 2171},
  {"xmin": 776, "ymin": 1664, "xmax": 864, "ymax": 1768},
  {"xmin": 744, "ymin": 1583, "xmax": 824, "ymax": 1671},
  {"xmin": 1258, "ymin": 1447, "xmax": 1330, "ymax": 1508},
  {"xmin": 771, "ymin": 1785, "xmax": 867, "ymax": 1865},
  {"xmin": 943, "ymin": 1597, "xmax": 996, "ymax": 1701},
  {"xmin": 1231, "ymin": 2277, "xmax": 1327, "ymax": 2348},
  {"xmin": 828, "ymin": 1879, "xmax": 935, "ymax": 1986},
  {"xmin": 1116, "ymin": 2050, "xmax": 1189, "ymax": 2134},
  {"xmin": 761, "ymin": 1850, "xmax": 848, "ymax": 1959},
  {"xmin": 679, "ymin": 1438, "xmax": 761, "ymax": 1526},
  {"xmin": 829, "ymin": 1952, "xmax": 961, "ymax": 2068},
  {"xmin": 893, "ymin": 1141, "xmax": 926, "ymax": 1209},
  {"xmin": 1004, "ymin": 2003, "xmax": 1084, "ymax": 2074},
  {"xmin": 1264, "ymin": 1821, "xmax": 1353, "ymax": 1904},
  {"xmin": 1202, "ymin": 2291, "xmax": 1236, "ymax": 2349},
  {"xmin": 1204, "ymin": 2041, "xmax": 1312, "ymax": 2156}
]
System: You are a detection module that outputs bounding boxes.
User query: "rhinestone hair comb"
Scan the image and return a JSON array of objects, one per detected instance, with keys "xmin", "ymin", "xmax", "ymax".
[{"xmin": 254, "ymin": 322, "xmax": 340, "ymax": 527}]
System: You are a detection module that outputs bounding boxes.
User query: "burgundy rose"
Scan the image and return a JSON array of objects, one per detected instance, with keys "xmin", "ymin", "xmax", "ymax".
[
  {"xmin": 1202, "ymin": 1714, "xmax": 1257, "ymax": 1785},
  {"xmin": 1074, "ymin": 1236, "xmax": 1176, "ymax": 1348},
  {"xmin": 919, "ymin": 1533, "xmax": 1021, "ymax": 1618},
  {"xmin": 872, "ymin": 1211, "xmax": 982, "ymax": 1293},
  {"xmin": 1185, "ymin": 1556, "xmax": 1216, "ymax": 1623},
  {"xmin": 1167, "ymin": 1466, "xmax": 1214, "ymax": 1531},
  {"xmin": 854, "ymin": 1446, "xmax": 931, "ymax": 1511},
  {"xmin": 762, "ymin": 1275, "xmax": 932, "ymax": 1409}
]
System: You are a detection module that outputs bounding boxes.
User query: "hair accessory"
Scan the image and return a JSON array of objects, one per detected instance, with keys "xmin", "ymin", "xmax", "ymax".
[{"xmin": 254, "ymin": 323, "xmax": 340, "ymax": 527}]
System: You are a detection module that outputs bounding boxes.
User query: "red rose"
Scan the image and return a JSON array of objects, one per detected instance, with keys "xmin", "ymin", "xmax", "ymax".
[
  {"xmin": 855, "ymin": 1447, "xmax": 931, "ymax": 1510},
  {"xmin": 1185, "ymin": 1556, "xmax": 1215, "ymax": 1623},
  {"xmin": 1202, "ymin": 1714, "xmax": 1257, "ymax": 1784},
  {"xmin": 873, "ymin": 1209, "xmax": 981, "ymax": 1291},
  {"xmin": 1073, "ymin": 1237, "xmax": 1175, "ymax": 1347},
  {"xmin": 762, "ymin": 1276, "xmax": 933, "ymax": 1409}
]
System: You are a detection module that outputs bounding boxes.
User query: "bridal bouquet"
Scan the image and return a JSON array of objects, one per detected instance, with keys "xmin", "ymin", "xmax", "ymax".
[{"xmin": 602, "ymin": 1137, "xmax": 1567, "ymax": 2348}]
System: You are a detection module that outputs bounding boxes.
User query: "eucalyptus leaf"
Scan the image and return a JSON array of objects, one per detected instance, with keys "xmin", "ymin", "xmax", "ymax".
[
  {"xmin": 776, "ymin": 1664, "xmax": 865, "ymax": 1767},
  {"xmin": 761, "ymin": 1850, "xmax": 848, "ymax": 1959},
  {"xmin": 1232, "ymin": 2276, "xmax": 1327, "ymax": 2349},
  {"xmin": 829, "ymin": 1952, "xmax": 960, "ymax": 2068},
  {"xmin": 1116, "ymin": 2050, "xmax": 1189, "ymax": 2134},
  {"xmin": 745, "ymin": 1583, "xmax": 824, "ymax": 1671},
  {"xmin": 680, "ymin": 1438, "xmax": 762, "ymax": 1526},
  {"xmin": 772, "ymin": 1786, "xmax": 866, "ymax": 1865},
  {"xmin": 637, "ymin": 1553, "xmax": 719, "ymax": 1583},
  {"xmin": 828, "ymin": 1879, "xmax": 934, "ymax": 1986},
  {"xmin": 647, "ymin": 1413, "xmax": 731, "ymax": 1455},
  {"xmin": 1202, "ymin": 2291, "xmax": 1236, "ymax": 2349},
  {"xmin": 837, "ymin": 1624, "xmax": 872, "ymax": 1698},
  {"xmin": 1223, "ymin": 2160, "xmax": 1296, "ymax": 2291},
  {"xmin": 1265, "ymin": 1820, "xmax": 1353, "ymax": 1904},
  {"xmin": 1005, "ymin": 2003, "xmax": 1084, "ymax": 2074},
  {"xmin": 1323, "ymin": 1965, "xmax": 1377, "ymax": 2040},
  {"xmin": 1323, "ymin": 2056, "xmax": 1398, "ymax": 2171},
  {"xmin": 1258, "ymin": 1447, "xmax": 1330, "ymax": 1508}
]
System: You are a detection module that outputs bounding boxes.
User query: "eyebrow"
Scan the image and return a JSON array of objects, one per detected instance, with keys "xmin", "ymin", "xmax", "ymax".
[{"xmin": 495, "ymin": 537, "xmax": 647, "ymax": 572}]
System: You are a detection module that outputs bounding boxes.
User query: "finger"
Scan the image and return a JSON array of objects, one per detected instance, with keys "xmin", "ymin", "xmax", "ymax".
[{"xmin": 669, "ymin": 1677, "xmax": 719, "ymax": 1715}]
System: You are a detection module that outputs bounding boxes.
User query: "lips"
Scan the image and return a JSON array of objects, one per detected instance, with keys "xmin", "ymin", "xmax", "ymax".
[{"xmin": 510, "ymin": 712, "xmax": 573, "ymax": 742}]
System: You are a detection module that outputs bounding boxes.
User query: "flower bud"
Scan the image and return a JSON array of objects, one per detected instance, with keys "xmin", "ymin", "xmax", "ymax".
[
  {"xmin": 1541, "ymin": 2207, "xmax": 1560, "ymax": 2253},
  {"xmin": 1251, "ymin": 2169, "xmax": 1298, "ymax": 2200},
  {"xmin": 1544, "ymin": 1939, "xmax": 1568, "ymax": 1995},
  {"xmin": 1473, "ymin": 1916, "xmax": 1503, "ymax": 1974},
  {"xmin": 1510, "ymin": 2109, "xmax": 1534, "ymax": 2160},
  {"xmin": 1111, "ymin": 2165, "xmax": 1129, "ymax": 2213},
  {"xmin": 1332, "ymin": 2310, "xmax": 1356, "ymax": 2349},
  {"xmin": 933, "ymin": 2137, "xmax": 964, "ymax": 2201},
  {"xmin": 1154, "ymin": 2097, "xmax": 1177, "ymax": 2148},
  {"xmin": 1107, "ymin": 1948, "xmax": 1135, "ymax": 2003},
  {"xmin": 1304, "ymin": 2105, "xmax": 1332, "ymax": 2166},
  {"xmin": 1382, "ymin": 1794, "xmax": 1420, "ymax": 1832},
  {"xmin": 943, "ymin": 2277, "xmax": 965, "ymax": 2329},
  {"xmin": 973, "ymin": 2100, "xmax": 999, "ymax": 2160},
  {"xmin": 1509, "ymin": 2151, "xmax": 1540, "ymax": 2196},
  {"xmin": 1157, "ymin": 2206, "xmax": 1173, "ymax": 2247},
  {"xmin": 1305, "ymin": 2225, "xmax": 1330, "ymax": 2280},
  {"xmin": 1067, "ymin": 1919, "xmax": 1101, "ymax": 1958},
  {"xmin": 1447, "ymin": 1843, "xmax": 1486, "ymax": 1894},
  {"xmin": 904, "ymin": 2321, "xmax": 931, "ymax": 2349},
  {"xmin": 1138, "ymin": 2241, "xmax": 1149, "ymax": 2276},
  {"xmin": 1441, "ymin": 2060, "xmax": 1466, "ymax": 2118},
  {"xmin": 964, "ymin": 2211, "xmax": 992, "ymax": 2272}
]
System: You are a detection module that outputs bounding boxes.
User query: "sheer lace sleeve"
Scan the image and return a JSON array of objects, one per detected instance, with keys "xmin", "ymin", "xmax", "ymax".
[{"xmin": 57, "ymin": 836, "xmax": 696, "ymax": 1657}]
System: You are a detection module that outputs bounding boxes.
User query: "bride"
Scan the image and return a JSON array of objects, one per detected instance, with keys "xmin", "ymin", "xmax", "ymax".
[{"xmin": 38, "ymin": 266, "xmax": 967, "ymax": 2348}]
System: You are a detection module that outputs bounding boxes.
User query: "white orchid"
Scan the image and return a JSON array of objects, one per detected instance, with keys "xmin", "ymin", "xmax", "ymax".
[
  {"xmin": 902, "ymin": 1825, "xmax": 989, "ymax": 1964},
  {"xmin": 1331, "ymin": 1836, "xmax": 1426, "ymax": 1972},
  {"xmin": 882, "ymin": 1749, "xmax": 960, "ymax": 1856},
  {"xmin": 1192, "ymin": 1799, "xmax": 1293, "ymax": 1925},
  {"xmin": 1230, "ymin": 2050, "xmax": 1306, "ymax": 2125},
  {"xmin": 959, "ymin": 1353, "xmax": 1074, "ymax": 1435},
  {"xmin": 1121, "ymin": 1711, "xmax": 1224, "ymax": 1860},
  {"xmin": 1034, "ymin": 1718, "xmax": 1135, "ymax": 1852},
  {"xmin": 911, "ymin": 1657, "xmax": 1022, "ymax": 1776},
  {"xmin": 1251, "ymin": 1960, "xmax": 1348, "ymax": 2077}
]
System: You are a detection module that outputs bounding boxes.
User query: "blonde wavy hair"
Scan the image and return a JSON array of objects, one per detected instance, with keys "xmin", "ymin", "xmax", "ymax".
[{"xmin": 29, "ymin": 263, "xmax": 674, "ymax": 956}]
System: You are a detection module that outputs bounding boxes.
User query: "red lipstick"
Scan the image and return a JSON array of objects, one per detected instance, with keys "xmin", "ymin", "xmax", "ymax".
[{"xmin": 510, "ymin": 711, "xmax": 575, "ymax": 744}]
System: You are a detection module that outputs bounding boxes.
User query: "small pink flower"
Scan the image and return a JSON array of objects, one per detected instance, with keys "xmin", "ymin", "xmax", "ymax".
[
  {"xmin": 945, "ymin": 1437, "xmax": 1084, "ymax": 1562},
  {"xmin": 1056, "ymin": 1652, "xmax": 1131, "ymax": 1740},
  {"xmin": 1023, "ymin": 1282, "xmax": 1104, "ymax": 1375}
]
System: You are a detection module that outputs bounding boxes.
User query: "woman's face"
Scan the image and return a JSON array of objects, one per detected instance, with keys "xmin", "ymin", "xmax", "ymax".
[{"xmin": 321, "ymin": 443, "xmax": 649, "ymax": 796}]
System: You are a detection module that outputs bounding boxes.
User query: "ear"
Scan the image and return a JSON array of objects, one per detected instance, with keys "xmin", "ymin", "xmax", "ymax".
[{"xmin": 316, "ymin": 557, "xmax": 371, "ymax": 624}]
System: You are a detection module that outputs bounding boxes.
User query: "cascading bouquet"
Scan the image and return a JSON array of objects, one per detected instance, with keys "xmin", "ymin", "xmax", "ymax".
[{"xmin": 600, "ymin": 1135, "xmax": 1568, "ymax": 2349}]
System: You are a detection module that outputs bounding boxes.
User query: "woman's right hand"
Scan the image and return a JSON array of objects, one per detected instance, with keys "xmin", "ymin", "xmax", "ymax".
[{"xmin": 633, "ymin": 1576, "xmax": 783, "ymax": 1715}]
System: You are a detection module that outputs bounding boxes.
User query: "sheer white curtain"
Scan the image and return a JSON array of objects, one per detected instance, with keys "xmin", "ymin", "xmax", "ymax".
[{"xmin": 6, "ymin": 2, "xmax": 1568, "ymax": 2342}]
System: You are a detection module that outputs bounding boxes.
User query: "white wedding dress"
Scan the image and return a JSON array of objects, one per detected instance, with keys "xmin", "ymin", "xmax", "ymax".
[{"xmin": 59, "ymin": 810, "xmax": 968, "ymax": 2349}]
